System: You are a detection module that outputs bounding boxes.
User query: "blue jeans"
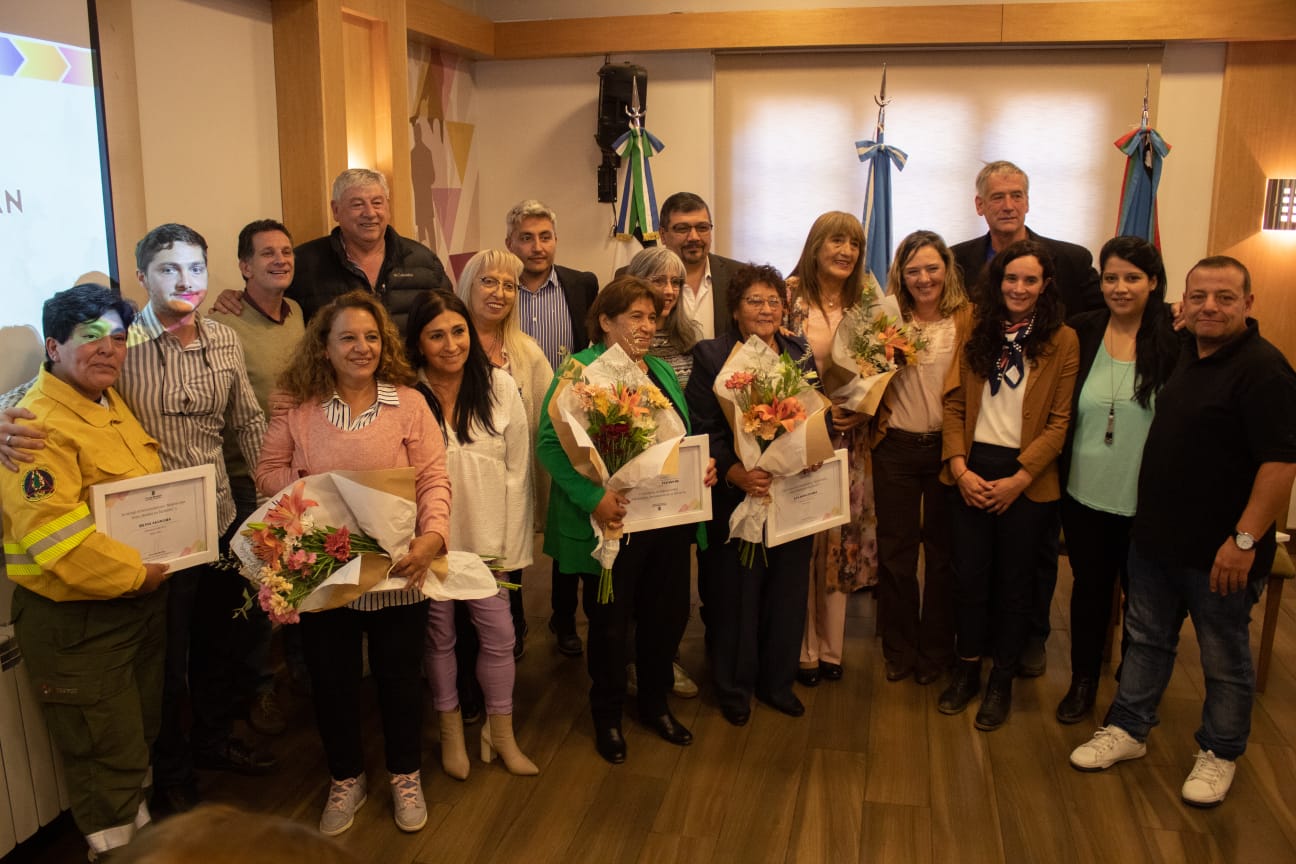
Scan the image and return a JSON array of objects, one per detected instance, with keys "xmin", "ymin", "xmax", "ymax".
[{"xmin": 1105, "ymin": 541, "xmax": 1265, "ymax": 760}]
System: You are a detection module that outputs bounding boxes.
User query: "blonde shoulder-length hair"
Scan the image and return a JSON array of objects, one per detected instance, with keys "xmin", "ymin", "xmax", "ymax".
[{"xmin": 455, "ymin": 248, "xmax": 535, "ymax": 365}]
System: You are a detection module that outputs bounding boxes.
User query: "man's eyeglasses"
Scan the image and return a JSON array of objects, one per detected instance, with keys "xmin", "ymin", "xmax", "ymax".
[
  {"xmin": 668, "ymin": 222, "xmax": 713, "ymax": 237},
  {"xmin": 479, "ymin": 275, "xmax": 518, "ymax": 294},
  {"xmin": 649, "ymin": 275, "xmax": 686, "ymax": 290}
]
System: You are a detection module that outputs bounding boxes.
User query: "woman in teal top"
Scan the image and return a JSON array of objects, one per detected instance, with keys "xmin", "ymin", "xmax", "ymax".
[
  {"xmin": 1056, "ymin": 236, "xmax": 1180, "ymax": 724},
  {"xmin": 537, "ymin": 275, "xmax": 715, "ymax": 765}
]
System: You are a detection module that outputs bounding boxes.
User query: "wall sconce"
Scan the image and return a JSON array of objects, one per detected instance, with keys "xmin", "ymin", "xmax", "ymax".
[{"xmin": 1263, "ymin": 179, "xmax": 1296, "ymax": 230}]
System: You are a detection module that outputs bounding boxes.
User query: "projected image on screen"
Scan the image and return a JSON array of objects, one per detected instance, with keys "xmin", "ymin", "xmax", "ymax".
[{"xmin": 0, "ymin": 30, "xmax": 111, "ymax": 361}]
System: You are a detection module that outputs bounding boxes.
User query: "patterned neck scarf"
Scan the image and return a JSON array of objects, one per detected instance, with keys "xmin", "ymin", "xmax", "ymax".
[{"xmin": 990, "ymin": 313, "xmax": 1034, "ymax": 395}]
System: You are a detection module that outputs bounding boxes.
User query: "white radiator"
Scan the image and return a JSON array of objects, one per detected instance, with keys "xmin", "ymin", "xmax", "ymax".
[{"xmin": 0, "ymin": 576, "xmax": 69, "ymax": 857}]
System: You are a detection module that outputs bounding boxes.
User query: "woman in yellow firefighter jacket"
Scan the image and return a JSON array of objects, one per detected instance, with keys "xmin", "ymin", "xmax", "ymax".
[{"xmin": 1, "ymin": 285, "xmax": 170, "ymax": 861}]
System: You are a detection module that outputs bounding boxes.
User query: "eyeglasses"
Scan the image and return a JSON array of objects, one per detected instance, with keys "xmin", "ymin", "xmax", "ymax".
[
  {"xmin": 648, "ymin": 275, "xmax": 686, "ymax": 290},
  {"xmin": 668, "ymin": 222, "xmax": 713, "ymax": 237},
  {"xmin": 742, "ymin": 297, "xmax": 784, "ymax": 310},
  {"xmin": 479, "ymin": 275, "xmax": 518, "ymax": 294}
]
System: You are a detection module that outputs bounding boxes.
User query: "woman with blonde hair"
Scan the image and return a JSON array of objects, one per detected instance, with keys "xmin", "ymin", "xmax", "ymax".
[
  {"xmin": 872, "ymin": 230, "xmax": 972, "ymax": 685},
  {"xmin": 783, "ymin": 211, "xmax": 881, "ymax": 687},
  {"xmin": 455, "ymin": 250, "xmax": 553, "ymax": 659}
]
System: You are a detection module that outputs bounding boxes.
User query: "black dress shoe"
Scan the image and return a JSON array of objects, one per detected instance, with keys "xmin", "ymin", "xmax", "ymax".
[
  {"xmin": 549, "ymin": 618, "xmax": 583, "ymax": 657},
  {"xmin": 641, "ymin": 711, "xmax": 693, "ymax": 745},
  {"xmin": 721, "ymin": 704, "xmax": 750, "ymax": 727},
  {"xmin": 818, "ymin": 661, "xmax": 844, "ymax": 681},
  {"xmin": 914, "ymin": 662, "xmax": 946, "ymax": 686},
  {"xmin": 595, "ymin": 726, "xmax": 627, "ymax": 763},
  {"xmin": 153, "ymin": 782, "xmax": 199, "ymax": 816},
  {"xmin": 1055, "ymin": 676, "xmax": 1098, "ymax": 725},
  {"xmin": 795, "ymin": 667, "xmax": 820, "ymax": 687},
  {"xmin": 938, "ymin": 658, "xmax": 982, "ymax": 715},
  {"xmin": 193, "ymin": 738, "xmax": 277, "ymax": 775},
  {"xmin": 974, "ymin": 668, "xmax": 1013, "ymax": 731},
  {"xmin": 757, "ymin": 692, "xmax": 805, "ymax": 717},
  {"xmin": 884, "ymin": 659, "xmax": 912, "ymax": 682}
]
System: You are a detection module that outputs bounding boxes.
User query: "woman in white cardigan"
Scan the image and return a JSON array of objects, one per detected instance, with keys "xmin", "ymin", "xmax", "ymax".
[{"xmin": 407, "ymin": 290, "xmax": 538, "ymax": 780}]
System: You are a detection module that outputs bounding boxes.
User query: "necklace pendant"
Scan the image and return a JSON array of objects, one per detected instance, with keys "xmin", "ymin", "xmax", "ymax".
[{"xmin": 1104, "ymin": 406, "xmax": 1115, "ymax": 446}]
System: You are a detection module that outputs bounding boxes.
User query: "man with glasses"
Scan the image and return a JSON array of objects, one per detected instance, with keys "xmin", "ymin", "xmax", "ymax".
[
  {"xmin": 504, "ymin": 199, "xmax": 599, "ymax": 372},
  {"xmin": 657, "ymin": 192, "xmax": 743, "ymax": 339}
]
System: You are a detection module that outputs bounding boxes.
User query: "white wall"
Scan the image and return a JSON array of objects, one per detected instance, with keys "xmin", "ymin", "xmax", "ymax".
[
  {"xmin": 475, "ymin": 52, "xmax": 716, "ymax": 283},
  {"xmin": 1156, "ymin": 42, "xmax": 1226, "ymax": 299},
  {"xmin": 130, "ymin": 0, "xmax": 282, "ymax": 301}
]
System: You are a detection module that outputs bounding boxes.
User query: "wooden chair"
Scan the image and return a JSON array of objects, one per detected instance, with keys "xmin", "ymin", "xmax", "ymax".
[{"xmin": 1257, "ymin": 532, "xmax": 1293, "ymax": 693}]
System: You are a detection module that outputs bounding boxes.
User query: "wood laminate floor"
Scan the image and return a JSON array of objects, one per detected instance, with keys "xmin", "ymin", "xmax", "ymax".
[{"xmin": 8, "ymin": 545, "xmax": 1296, "ymax": 863}]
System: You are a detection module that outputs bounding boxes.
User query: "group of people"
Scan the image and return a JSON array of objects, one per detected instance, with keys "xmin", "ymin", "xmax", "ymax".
[{"xmin": 1, "ymin": 160, "xmax": 1293, "ymax": 860}]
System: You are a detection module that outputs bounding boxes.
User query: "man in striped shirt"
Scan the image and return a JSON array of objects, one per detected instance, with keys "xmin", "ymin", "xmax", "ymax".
[{"xmin": 503, "ymin": 200, "xmax": 598, "ymax": 657}]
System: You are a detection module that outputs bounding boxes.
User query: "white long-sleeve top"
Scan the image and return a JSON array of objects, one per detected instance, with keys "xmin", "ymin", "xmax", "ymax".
[{"xmin": 442, "ymin": 368, "xmax": 534, "ymax": 570}]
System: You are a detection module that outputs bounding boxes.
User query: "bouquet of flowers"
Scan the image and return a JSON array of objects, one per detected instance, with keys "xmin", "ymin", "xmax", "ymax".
[
  {"xmin": 714, "ymin": 335, "xmax": 834, "ymax": 566},
  {"xmin": 231, "ymin": 468, "xmax": 443, "ymax": 622},
  {"xmin": 829, "ymin": 293, "xmax": 928, "ymax": 414},
  {"xmin": 547, "ymin": 344, "xmax": 687, "ymax": 602}
]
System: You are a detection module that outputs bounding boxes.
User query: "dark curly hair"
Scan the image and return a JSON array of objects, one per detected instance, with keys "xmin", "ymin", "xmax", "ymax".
[
  {"xmin": 585, "ymin": 275, "xmax": 663, "ymax": 345},
  {"xmin": 725, "ymin": 263, "xmax": 787, "ymax": 322},
  {"xmin": 964, "ymin": 239, "xmax": 1064, "ymax": 380}
]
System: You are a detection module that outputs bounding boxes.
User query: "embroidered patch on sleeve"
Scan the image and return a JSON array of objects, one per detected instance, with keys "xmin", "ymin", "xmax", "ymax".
[{"xmin": 22, "ymin": 468, "xmax": 55, "ymax": 502}]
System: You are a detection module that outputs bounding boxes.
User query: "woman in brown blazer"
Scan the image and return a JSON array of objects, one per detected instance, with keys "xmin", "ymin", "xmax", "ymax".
[{"xmin": 937, "ymin": 239, "xmax": 1080, "ymax": 731}]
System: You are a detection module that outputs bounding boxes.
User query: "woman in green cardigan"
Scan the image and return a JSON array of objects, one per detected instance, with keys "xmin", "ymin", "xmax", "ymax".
[{"xmin": 537, "ymin": 275, "xmax": 716, "ymax": 765}]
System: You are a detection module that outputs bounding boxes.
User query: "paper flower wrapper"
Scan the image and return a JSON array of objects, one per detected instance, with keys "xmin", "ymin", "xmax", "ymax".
[
  {"xmin": 714, "ymin": 335, "xmax": 834, "ymax": 547},
  {"xmin": 826, "ymin": 293, "xmax": 908, "ymax": 415},
  {"xmin": 232, "ymin": 467, "xmax": 447, "ymax": 616},
  {"xmin": 546, "ymin": 344, "xmax": 687, "ymax": 582}
]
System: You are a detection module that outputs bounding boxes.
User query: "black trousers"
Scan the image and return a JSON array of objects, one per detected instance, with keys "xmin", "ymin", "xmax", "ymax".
[
  {"xmin": 709, "ymin": 533, "xmax": 812, "ymax": 713},
  {"xmin": 1060, "ymin": 494, "xmax": 1132, "ymax": 680},
  {"xmin": 153, "ymin": 512, "xmax": 264, "ymax": 789},
  {"xmin": 950, "ymin": 444, "xmax": 1058, "ymax": 672},
  {"xmin": 872, "ymin": 430, "xmax": 956, "ymax": 670},
  {"xmin": 551, "ymin": 562, "xmax": 580, "ymax": 625},
  {"xmin": 573, "ymin": 523, "xmax": 692, "ymax": 726},
  {"xmin": 299, "ymin": 600, "xmax": 429, "ymax": 780}
]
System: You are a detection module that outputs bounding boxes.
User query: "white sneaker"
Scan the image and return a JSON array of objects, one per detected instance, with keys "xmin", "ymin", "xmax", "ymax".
[
  {"xmin": 319, "ymin": 774, "xmax": 367, "ymax": 836},
  {"xmin": 1069, "ymin": 725, "xmax": 1147, "ymax": 771},
  {"xmin": 390, "ymin": 771, "xmax": 427, "ymax": 831},
  {"xmin": 1181, "ymin": 750, "xmax": 1235, "ymax": 807},
  {"xmin": 672, "ymin": 662, "xmax": 699, "ymax": 699}
]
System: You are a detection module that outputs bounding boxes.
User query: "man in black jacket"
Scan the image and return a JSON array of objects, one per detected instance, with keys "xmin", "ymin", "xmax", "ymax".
[
  {"xmin": 503, "ymin": 200, "xmax": 599, "ymax": 657},
  {"xmin": 504, "ymin": 199, "xmax": 599, "ymax": 371},
  {"xmin": 951, "ymin": 160, "xmax": 1102, "ymax": 677},
  {"xmin": 951, "ymin": 161, "xmax": 1101, "ymax": 318},
  {"xmin": 290, "ymin": 168, "xmax": 452, "ymax": 332},
  {"xmin": 213, "ymin": 169, "xmax": 452, "ymax": 334}
]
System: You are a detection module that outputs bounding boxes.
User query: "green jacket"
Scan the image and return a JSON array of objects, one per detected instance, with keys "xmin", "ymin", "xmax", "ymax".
[{"xmin": 537, "ymin": 343, "xmax": 703, "ymax": 575}]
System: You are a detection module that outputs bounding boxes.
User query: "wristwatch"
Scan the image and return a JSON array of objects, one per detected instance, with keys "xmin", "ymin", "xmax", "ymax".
[{"xmin": 1233, "ymin": 530, "xmax": 1256, "ymax": 551}]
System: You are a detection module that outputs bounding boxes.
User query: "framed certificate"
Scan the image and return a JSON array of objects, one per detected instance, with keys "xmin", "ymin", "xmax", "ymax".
[
  {"xmin": 765, "ymin": 448, "xmax": 851, "ymax": 547},
  {"xmin": 622, "ymin": 435, "xmax": 713, "ymax": 533},
  {"xmin": 90, "ymin": 464, "xmax": 219, "ymax": 570}
]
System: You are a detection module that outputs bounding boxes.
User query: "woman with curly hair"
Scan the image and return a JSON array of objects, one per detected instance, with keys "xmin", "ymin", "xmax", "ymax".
[
  {"xmin": 256, "ymin": 291, "xmax": 450, "ymax": 836},
  {"xmin": 938, "ymin": 240, "xmax": 1079, "ymax": 731}
]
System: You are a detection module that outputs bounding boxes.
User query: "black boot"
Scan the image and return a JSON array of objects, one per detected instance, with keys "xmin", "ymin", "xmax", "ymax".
[
  {"xmin": 1055, "ymin": 676, "xmax": 1098, "ymax": 725},
  {"xmin": 937, "ymin": 658, "xmax": 982, "ymax": 715},
  {"xmin": 974, "ymin": 667, "xmax": 1013, "ymax": 731}
]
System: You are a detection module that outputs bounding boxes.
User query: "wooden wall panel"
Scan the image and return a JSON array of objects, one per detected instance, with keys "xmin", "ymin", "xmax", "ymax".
[
  {"xmin": 94, "ymin": 0, "xmax": 147, "ymax": 298},
  {"xmin": 1208, "ymin": 41, "xmax": 1296, "ymax": 363},
  {"xmin": 1004, "ymin": 0, "xmax": 1296, "ymax": 44},
  {"xmin": 406, "ymin": 0, "xmax": 494, "ymax": 57},
  {"xmin": 273, "ymin": 0, "xmax": 347, "ymax": 242}
]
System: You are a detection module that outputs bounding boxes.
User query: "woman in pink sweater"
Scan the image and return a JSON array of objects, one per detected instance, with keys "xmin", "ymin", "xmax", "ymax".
[{"xmin": 255, "ymin": 291, "xmax": 450, "ymax": 838}]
